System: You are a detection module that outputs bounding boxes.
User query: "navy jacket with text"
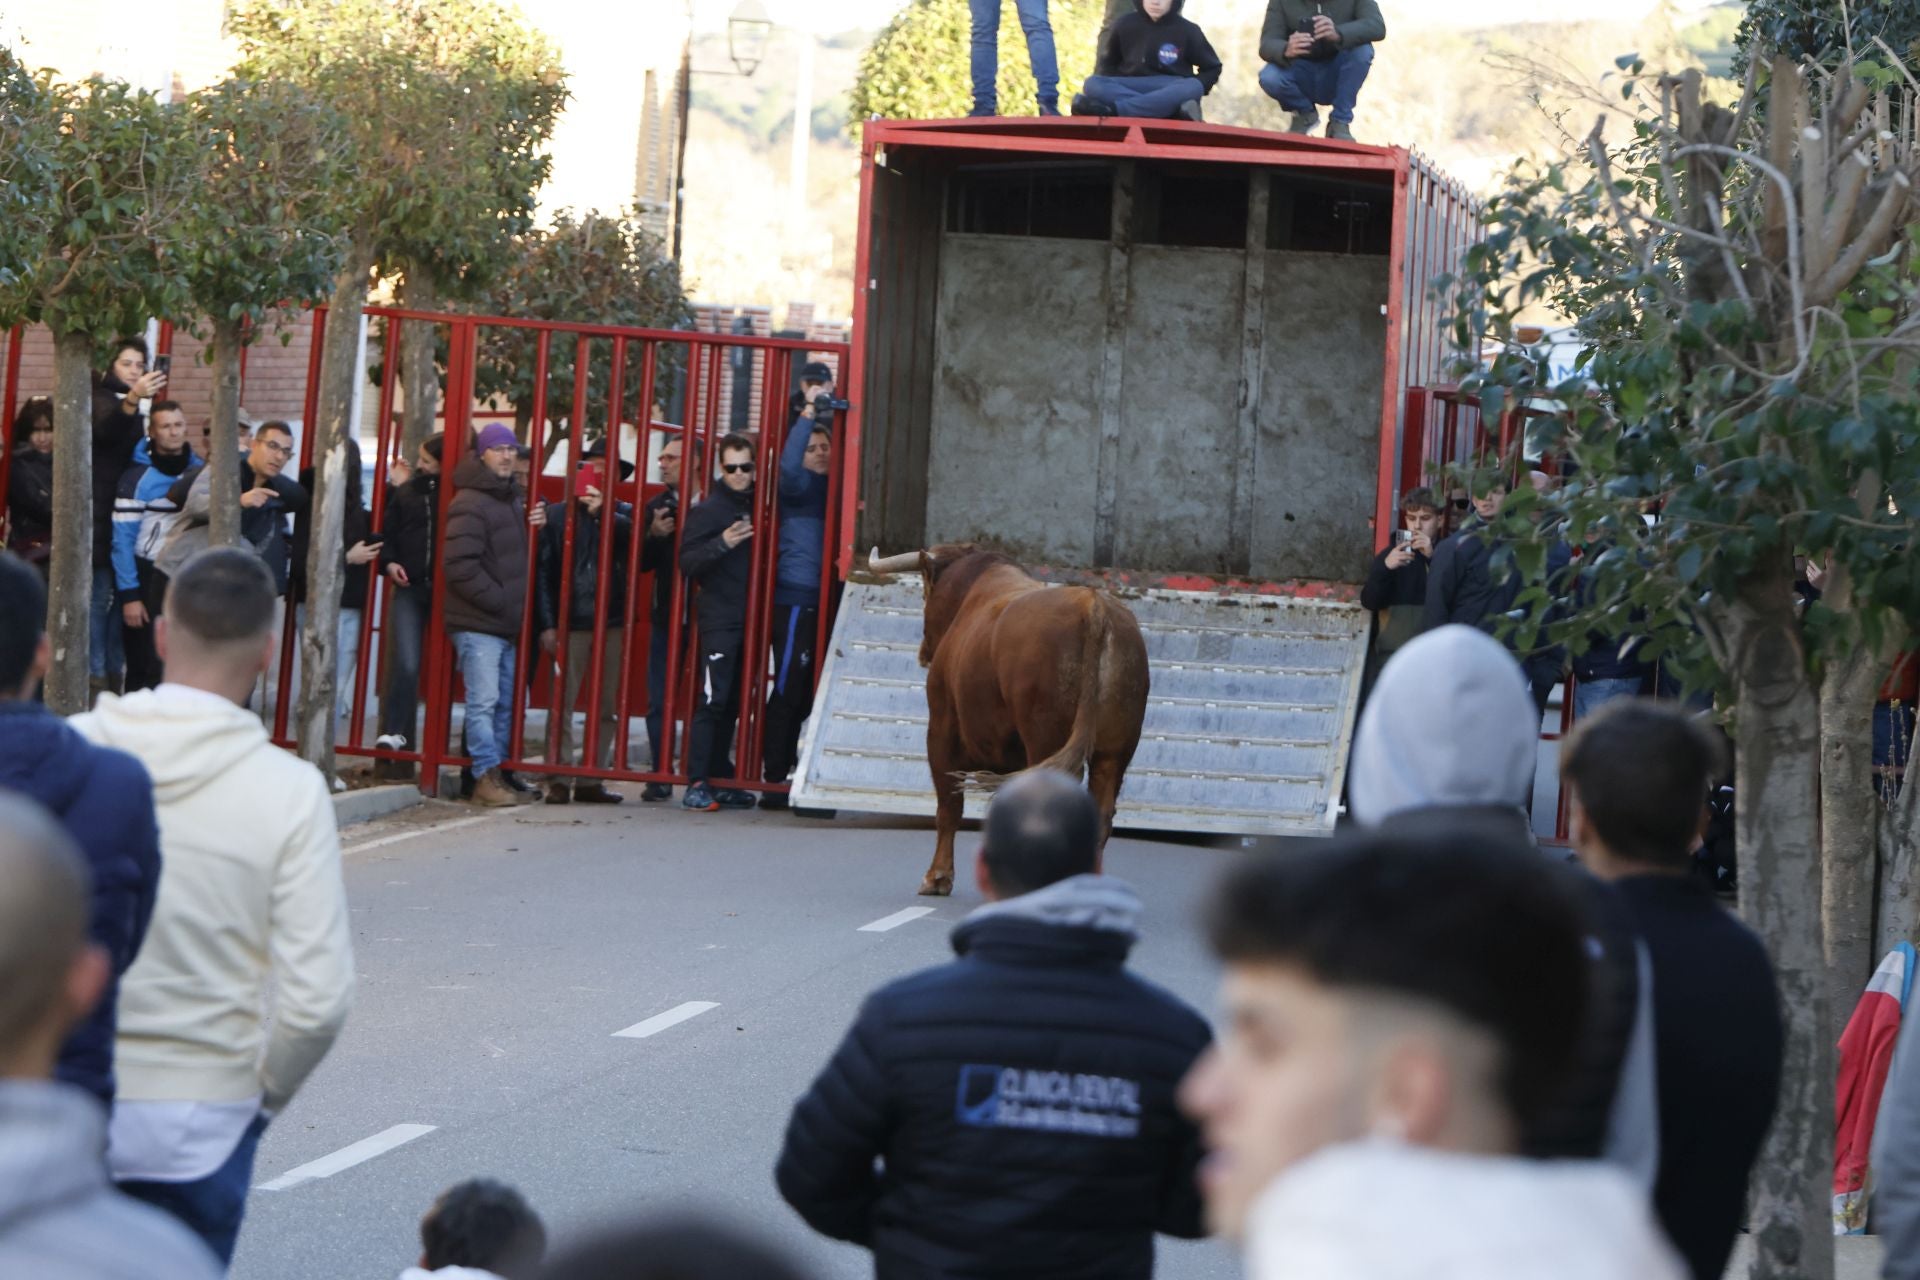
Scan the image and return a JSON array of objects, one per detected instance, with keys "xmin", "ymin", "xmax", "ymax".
[{"xmin": 775, "ymin": 875, "xmax": 1211, "ymax": 1280}]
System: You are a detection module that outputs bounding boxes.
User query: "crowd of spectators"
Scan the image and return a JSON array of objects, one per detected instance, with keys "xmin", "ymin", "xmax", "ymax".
[{"xmin": 11, "ymin": 530, "xmax": 1907, "ymax": 1278}]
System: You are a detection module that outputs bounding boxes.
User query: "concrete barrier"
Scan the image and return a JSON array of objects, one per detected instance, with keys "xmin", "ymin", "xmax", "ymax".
[
  {"xmin": 1725, "ymin": 1235, "xmax": 1882, "ymax": 1278},
  {"xmin": 331, "ymin": 783, "xmax": 424, "ymax": 830}
]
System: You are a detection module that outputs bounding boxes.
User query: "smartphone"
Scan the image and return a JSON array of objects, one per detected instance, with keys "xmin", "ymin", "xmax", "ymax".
[
  {"xmin": 1393, "ymin": 529, "xmax": 1411, "ymax": 546},
  {"xmin": 152, "ymin": 354, "xmax": 171, "ymax": 377}
]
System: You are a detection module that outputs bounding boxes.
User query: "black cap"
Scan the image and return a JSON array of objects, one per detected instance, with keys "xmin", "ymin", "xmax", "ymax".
[
  {"xmin": 582, "ymin": 440, "xmax": 637, "ymax": 480},
  {"xmin": 800, "ymin": 361, "xmax": 833, "ymax": 385}
]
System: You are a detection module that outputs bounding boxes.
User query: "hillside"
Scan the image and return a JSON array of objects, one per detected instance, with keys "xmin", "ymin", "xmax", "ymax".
[{"xmin": 675, "ymin": 2, "xmax": 1743, "ymax": 318}]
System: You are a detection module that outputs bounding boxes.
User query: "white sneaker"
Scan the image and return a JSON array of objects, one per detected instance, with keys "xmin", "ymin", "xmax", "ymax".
[{"xmin": 375, "ymin": 733, "xmax": 408, "ymax": 750}]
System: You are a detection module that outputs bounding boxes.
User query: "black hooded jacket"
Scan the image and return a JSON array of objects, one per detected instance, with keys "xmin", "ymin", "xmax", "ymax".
[
  {"xmin": 677, "ymin": 482, "xmax": 756, "ymax": 634},
  {"xmin": 776, "ymin": 880, "xmax": 1211, "ymax": 1280},
  {"xmin": 91, "ymin": 375, "xmax": 146, "ymax": 569},
  {"xmin": 1096, "ymin": 0, "xmax": 1222, "ymax": 89},
  {"xmin": 535, "ymin": 500, "xmax": 634, "ymax": 634}
]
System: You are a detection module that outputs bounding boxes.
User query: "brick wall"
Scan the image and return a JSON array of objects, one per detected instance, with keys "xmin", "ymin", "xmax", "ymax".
[{"xmin": 3, "ymin": 312, "xmax": 318, "ymax": 436}]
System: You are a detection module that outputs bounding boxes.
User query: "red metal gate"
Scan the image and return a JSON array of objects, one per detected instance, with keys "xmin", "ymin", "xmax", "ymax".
[
  {"xmin": 299, "ymin": 306, "xmax": 853, "ymax": 797},
  {"xmin": 0, "ymin": 311, "xmax": 851, "ymax": 799}
]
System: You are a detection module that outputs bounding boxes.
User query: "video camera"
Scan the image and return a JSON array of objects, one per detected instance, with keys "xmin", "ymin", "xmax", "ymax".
[{"xmin": 813, "ymin": 393, "xmax": 852, "ymax": 429}]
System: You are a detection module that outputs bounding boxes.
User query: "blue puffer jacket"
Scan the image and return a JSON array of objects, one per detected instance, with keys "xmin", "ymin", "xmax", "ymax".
[
  {"xmin": 0, "ymin": 701, "xmax": 161, "ymax": 1107},
  {"xmin": 775, "ymin": 415, "xmax": 829, "ymax": 607},
  {"xmin": 776, "ymin": 875, "xmax": 1212, "ymax": 1280}
]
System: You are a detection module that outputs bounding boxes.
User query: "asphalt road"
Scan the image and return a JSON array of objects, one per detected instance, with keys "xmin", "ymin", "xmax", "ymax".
[{"xmin": 230, "ymin": 796, "xmax": 1249, "ymax": 1280}]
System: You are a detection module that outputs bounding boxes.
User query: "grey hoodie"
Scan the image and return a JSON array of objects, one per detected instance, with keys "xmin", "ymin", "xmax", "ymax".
[
  {"xmin": 0, "ymin": 1080, "xmax": 220, "ymax": 1279},
  {"xmin": 961, "ymin": 872, "xmax": 1143, "ymax": 938},
  {"xmin": 1349, "ymin": 625, "xmax": 1539, "ymax": 827}
]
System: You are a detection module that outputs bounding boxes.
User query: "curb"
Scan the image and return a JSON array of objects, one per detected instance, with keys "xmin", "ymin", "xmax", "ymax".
[{"xmin": 331, "ymin": 783, "xmax": 425, "ymax": 830}]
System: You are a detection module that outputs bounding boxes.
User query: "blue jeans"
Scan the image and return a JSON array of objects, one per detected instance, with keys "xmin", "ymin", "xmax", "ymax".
[
  {"xmin": 1574, "ymin": 676, "xmax": 1647, "ymax": 721},
  {"xmin": 969, "ymin": 0, "xmax": 1058, "ymax": 114},
  {"xmin": 1081, "ymin": 74, "xmax": 1203, "ymax": 119},
  {"xmin": 90, "ymin": 566, "xmax": 124, "ymax": 680},
  {"xmin": 1258, "ymin": 44, "xmax": 1374, "ymax": 124},
  {"xmin": 379, "ymin": 587, "xmax": 427, "ymax": 744},
  {"xmin": 451, "ymin": 630, "xmax": 516, "ymax": 777},
  {"xmin": 119, "ymin": 1113, "xmax": 268, "ymax": 1267}
]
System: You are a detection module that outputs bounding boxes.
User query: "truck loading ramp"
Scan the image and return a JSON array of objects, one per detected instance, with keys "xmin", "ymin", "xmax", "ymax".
[{"xmin": 791, "ymin": 579, "xmax": 1369, "ymax": 836}]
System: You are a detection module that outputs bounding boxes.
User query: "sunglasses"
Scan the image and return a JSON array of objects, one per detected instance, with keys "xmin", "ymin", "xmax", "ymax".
[
  {"xmin": 722, "ymin": 461, "xmax": 755, "ymax": 475},
  {"xmin": 1452, "ymin": 498, "xmax": 1471, "ymax": 510}
]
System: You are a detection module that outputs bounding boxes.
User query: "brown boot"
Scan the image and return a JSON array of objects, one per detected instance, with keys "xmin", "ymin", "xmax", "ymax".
[
  {"xmin": 472, "ymin": 769, "xmax": 520, "ymax": 808},
  {"xmin": 573, "ymin": 782, "xmax": 624, "ymax": 805},
  {"xmin": 544, "ymin": 781, "xmax": 573, "ymax": 805}
]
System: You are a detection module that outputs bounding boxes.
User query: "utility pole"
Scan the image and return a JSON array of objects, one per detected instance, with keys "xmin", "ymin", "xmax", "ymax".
[{"xmin": 788, "ymin": 31, "xmax": 815, "ymax": 249}]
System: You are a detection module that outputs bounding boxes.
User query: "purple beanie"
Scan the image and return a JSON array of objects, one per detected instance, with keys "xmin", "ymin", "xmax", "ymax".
[{"xmin": 473, "ymin": 423, "xmax": 518, "ymax": 457}]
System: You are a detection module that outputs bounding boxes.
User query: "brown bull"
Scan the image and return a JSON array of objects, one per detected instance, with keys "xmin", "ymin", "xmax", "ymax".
[{"xmin": 868, "ymin": 544, "xmax": 1150, "ymax": 896}]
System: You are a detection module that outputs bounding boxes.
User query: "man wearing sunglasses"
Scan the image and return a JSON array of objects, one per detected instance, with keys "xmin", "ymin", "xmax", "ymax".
[{"xmin": 677, "ymin": 433, "xmax": 761, "ymax": 813}]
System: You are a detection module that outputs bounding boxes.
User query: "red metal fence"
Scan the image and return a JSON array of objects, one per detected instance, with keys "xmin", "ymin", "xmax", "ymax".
[{"xmin": 1, "ymin": 311, "xmax": 852, "ymax": 799}]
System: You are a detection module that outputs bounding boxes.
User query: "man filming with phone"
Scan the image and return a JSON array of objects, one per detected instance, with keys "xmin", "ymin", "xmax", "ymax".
[
  {"xmin": 677, "ymin": 433, "xmax": 761, "ymax": 813},
  {"xmin": 1256, "ymin": 0, "xmax": 1385, "ymax": 141},
  {"xmin": 1360, "ymin": 487, "xmax": 1440, "ymax": 676}
]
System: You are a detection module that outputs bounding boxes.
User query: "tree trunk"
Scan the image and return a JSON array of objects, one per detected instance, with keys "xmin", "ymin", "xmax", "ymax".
[
  {"xmin": 1879, "ymin": 754, "xmax": 1920, "ymax": 959},
  {"xmin": 399, "ymin": 269, "xmax": 439, "ymax": 464},
  {"xmin": 1818, "ymin": 567, "xmax": 1889, "ymax": 1019},
  {"xmin": 295, "ymin": 251, "xmax": 373, "ymax": 780},
  {"xmin": 45, "ymin": 329, "xmax": 95, "ymax": 714},
  {"xmin": 1723, "ymin": 568, "xmax": 1833, "ymax": 1280},
  {"xmin": 206, "ymin": 317, "xmax": 245, "ymax": 549}
]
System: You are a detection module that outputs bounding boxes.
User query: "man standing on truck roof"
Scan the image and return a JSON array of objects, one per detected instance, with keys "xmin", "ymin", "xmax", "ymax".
[
  {"xmin": 968, "ymin": 0, "xmax": 1062, "ymax": 118},
  {"xmin": 1256, "ymin": 0, "xmax": 1386, "ymax": 142}
]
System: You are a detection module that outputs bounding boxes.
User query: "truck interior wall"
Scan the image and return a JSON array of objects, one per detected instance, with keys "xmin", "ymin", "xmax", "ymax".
[
  {"xmin": 856, "ymin": 164, "xmax": 943, "ymax": 559},
  {"xmin": 1250, "ymin": 253, "xmax": 1389, "ymax": 581},
  {"xmin": 871, "ymin": 151, "xmax": 1400, "ymax": 584},
  {"xmin": 923, "ymin": 234, "xmax": 1109, "ymax": 565},
  {"xmin": 1112, "ymin": 245, "xmax": 1246, "ymax": 575}
]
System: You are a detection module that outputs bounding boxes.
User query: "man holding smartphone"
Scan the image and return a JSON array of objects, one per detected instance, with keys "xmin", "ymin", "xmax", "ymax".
[
  {"xmin": 677, "ymin": 433, "xmax": 761, "ymax": 813},
  {"xmin": 1360, "ymin": 487, "xmax": 1440, "ymax": 669}
]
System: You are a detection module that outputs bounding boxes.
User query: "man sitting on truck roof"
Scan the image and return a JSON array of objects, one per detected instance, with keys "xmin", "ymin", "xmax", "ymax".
[
  {"xmin": 1072, "ymin": 0, "xmax": 1222, "ymax": 121},
  {"xmin": 1256, "ymin": 0, "xmax": 1386, "ymax": 142}
]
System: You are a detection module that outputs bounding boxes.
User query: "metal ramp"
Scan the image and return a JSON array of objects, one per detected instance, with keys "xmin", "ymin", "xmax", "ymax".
[{"xmin": 791, "ymin": 579, "xmax": 1370, "ymax": 836}]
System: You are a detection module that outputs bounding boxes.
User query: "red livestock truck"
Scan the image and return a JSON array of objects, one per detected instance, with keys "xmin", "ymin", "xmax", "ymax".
[{"xmin": 790, "ymin": 116, "xmax": 1482, "ymax": 838}]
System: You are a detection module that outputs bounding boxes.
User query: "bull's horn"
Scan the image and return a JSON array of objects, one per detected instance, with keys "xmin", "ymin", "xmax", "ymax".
[{"xmin": 868, "ymin": 547, "xmax": 924, "ymax": 574}]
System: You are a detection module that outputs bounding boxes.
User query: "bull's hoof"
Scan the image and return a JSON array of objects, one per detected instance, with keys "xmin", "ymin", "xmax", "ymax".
[{"xmin": 918, "ymin": 875, "xmax": 953, "ymax": 897}]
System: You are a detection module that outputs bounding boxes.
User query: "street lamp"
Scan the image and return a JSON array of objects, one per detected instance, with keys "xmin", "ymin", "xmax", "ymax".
[{"xmin": 728, "ymin": 0, "xmax": 773, "ymax": 76}]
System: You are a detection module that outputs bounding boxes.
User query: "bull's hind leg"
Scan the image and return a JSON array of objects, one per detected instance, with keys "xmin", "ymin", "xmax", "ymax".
[
  {"xmin": 1086, "ymin": 752, "xmax": 1129, "ymax": 875},
  {"xmin": 922, "ymin": 736, "xmax": 963, "ymax": 897}
]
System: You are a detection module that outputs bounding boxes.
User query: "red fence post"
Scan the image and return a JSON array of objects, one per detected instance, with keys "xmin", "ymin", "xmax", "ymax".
[
  {"xmin": 0, "ymin": 327, "xmax": 21, "ymax": 539},
  {"xmin": 611, "ymin": 342, "xmax": 659, "ymax": 778}
]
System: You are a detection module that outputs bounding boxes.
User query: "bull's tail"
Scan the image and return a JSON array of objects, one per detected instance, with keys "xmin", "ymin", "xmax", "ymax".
[{"xmin": 1031, "ymin": 591, "xmax": 1111, "ymax": 782}]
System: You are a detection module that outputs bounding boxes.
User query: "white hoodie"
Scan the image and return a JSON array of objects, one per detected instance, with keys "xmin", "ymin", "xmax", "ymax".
[
  {"xmin": 71, "ymin": 685, "xmax": 355, "ymax": 1112},
  {"xmin": 1247, "ymin": 1140, "xmax": 1685, "ymax": 1280}
]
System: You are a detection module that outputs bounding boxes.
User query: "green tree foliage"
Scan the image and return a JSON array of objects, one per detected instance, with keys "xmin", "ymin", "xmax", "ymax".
[
  {"xmin": 849, "ymin": 0, "xmax": 1105, "ymax": 131},
  {"xmin": 1446, "ymin": 54, "xmax": 1919, "ymax": 1280},
  {"xmin": 0, "ymin": 65, "xmax": 200, "ymax": 712},
  {"xmin": 227, "ymin": 0, "xmax": 568, "ymax": 777},
  {"xmin": 473, "ymin": 208, "xmax": 693, "ymax": 462},
  {"xmin": 229, "ymin": 0, "xmax": 568, "ymax": 296},
  {"xmin": 1739, "ymin": 0, "xmax": 1920, "ymax": 67},
  {"xmin": 179, "ymin": 78, "xmax": 356, "ymax": 546}
]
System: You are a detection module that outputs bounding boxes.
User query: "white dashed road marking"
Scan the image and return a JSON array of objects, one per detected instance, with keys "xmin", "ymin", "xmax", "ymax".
[
  {"xmin": 345, "ymin": 814, "xmax": 491, "ymax": 854},
  {"xmin": 256, "ymin": 1123, "xmax": 437, "ymax": 1192},
  {"xmin": 857, "ymin": 906, "xmax": 937, "ymax": 933},
  {"xmin": 612, "ymin": 1001, "xmax": 720, "ymax": 1039}
]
